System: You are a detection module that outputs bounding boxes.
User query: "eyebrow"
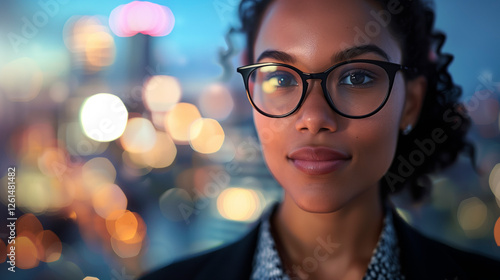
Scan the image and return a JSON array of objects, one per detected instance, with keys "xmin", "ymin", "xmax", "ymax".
[
  {"xmin": 255, "ymin": 44, "xmax": 390, "ymax": 64},
  {"xmin": 333, "ymin": 44, "xmax": 390, "ymax": 62},
  {"xmin": 256, "ymin": 50, "xmax": 296, "ymax": 63}
]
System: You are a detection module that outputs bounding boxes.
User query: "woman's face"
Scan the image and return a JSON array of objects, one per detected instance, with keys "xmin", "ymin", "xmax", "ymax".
[{"xmin": 253, "ymin": 0, "xmax": 420, "ymax": 212}]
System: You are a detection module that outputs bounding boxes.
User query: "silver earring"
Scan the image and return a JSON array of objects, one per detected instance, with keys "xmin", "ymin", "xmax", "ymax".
[{"xmin": 403, "ymin": 124, "xmax": 413, "ymax": 135}]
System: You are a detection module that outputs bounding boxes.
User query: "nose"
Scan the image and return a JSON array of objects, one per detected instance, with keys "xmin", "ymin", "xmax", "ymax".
[{"xmin": 295, "ymin": 81, "xmax": 338, "ymax": 134}]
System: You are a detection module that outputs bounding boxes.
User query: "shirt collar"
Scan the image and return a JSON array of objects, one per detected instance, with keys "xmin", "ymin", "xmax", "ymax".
[{"xmin": 251, "ymin": 205, "xmax": 404, "ymax": 280}]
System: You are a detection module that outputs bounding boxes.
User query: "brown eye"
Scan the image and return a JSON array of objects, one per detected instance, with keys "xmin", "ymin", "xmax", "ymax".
[
  {"xmin": 339, "ymin": 71, "xmax": 373, "ymax": 86},
  {"xmin": 264, "ymin": 71, "xmax": 299, "ymax": 87}
]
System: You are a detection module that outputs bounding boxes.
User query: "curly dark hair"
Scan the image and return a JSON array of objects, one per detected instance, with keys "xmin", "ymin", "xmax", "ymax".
[{"xmin": 233, "ymin": 0, "xmax": 473, "ymax": 202}]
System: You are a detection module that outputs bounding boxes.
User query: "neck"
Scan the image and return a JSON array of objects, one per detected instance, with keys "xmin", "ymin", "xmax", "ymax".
[{"xmin": 271, "ymin": 185, "xmax": 384, "ymax": 279}]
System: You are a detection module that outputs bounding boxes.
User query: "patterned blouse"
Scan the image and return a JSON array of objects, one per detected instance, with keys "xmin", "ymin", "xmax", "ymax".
[{"xmin": 250, "ymin": 207, "xmax": 404, "ymax": 280}]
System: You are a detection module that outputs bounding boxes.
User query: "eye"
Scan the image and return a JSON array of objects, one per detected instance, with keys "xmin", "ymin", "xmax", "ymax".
[
  {"xmin": 339, "ymin": 71, "xmax": 374, "ymax": 86},
  {"xmin": 265, "ymin": 71, "xmax": 299, "ymax": 87}
]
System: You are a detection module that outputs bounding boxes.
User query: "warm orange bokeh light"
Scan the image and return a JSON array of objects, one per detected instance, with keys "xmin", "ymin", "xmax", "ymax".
[
  {"xmin": 85, "ymin": 31, "xmax": 116, "ymax": 68},
  {"xmin": 114, "ymin": 211, "xmax": 138, "ymax": 241},
  {"xmin": 37, "ymin": 147, "xmax": 68, "ymax": 178},
  {"xmin": 139, "ymin": 131, "xmax": 177, "ymax": 168},
  {"xmin": 17, "ymin": 213, "xmax": 44, "ymax": 241},
  {"xmin": 15, "ymin": 237, "xmax": 39, "ymax": 269},
  {"xmin": 189, "ymin": 118, "xmax": 225, "ymax": 154},
  {"xmin": 92, "ymin": 183, "xmax": 128, "ymax": 219},
  {"xmin": 107, "ymin": 211, "xmax": 146, "ymax": 258},
  {"xmin": 120, "ymin": 117, "xmax": 157, "ymax": 153},
  {"xmin": 110, "ymin": 236, "xmax": 142, "ymax": 258},
  {"xmin": 65, "ymin": 16, "xmax": 116, "ymax": 71},
  {"xmin": 164, "ymin": 103, "xmax": 201, "ymax": 143},
  {"xmin": 15, "ymin": 122, "xmax": 56, "ymax": 164},
  {"xmin": 217, "ymin": 188, "xmax": 260, "ymax": 222},
  {"xmin": 143, "ymin": 75, "xmax": 182, "ymax": 112},
  {"xmin": 13, "ymin": 214, "xmax": 63, "ymax": 267},
  {"xmin": 106, "ymin": 210, "xmax": 146, "ymax": 241},
  {"xmin": 36, "ymin": 230, "xmax": 62, "ymax": 263},
  {"xmin": 82, "ymin": 157, "xmax": 117, "ymax": 194}
]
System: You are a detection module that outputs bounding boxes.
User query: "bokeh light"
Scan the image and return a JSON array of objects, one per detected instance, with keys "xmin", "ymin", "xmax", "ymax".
[
  {"xmin": 35, "ymin": 230, "xmax": 62, "ymax": 263},
  {"xmin": 139, "ymin": 131, "xmax": 177, "ymax": 168},
  {"xmin": 8, "ymin": 213, "xmax": 63, "ymax": 270},
  {"xmin": 16, "ymin": 171, "xmax": 52, "ymax": 214},
  {"xmin": 17, "ymin": 214, "xmax": 44, "ymax": 241},
  {"xmin": 159, "ymin": 188, "xmax": 194, "ymax": 222},
  {"xmin": 109, "ymin": 1, "xmax": 175, "ymax": 37},
  {"xmin": 457, "ymin": 197, "xmax": 488, "ymax": 232},
  {"xmin": 85, "ymin": 30, "xmax": 116, "ymax": 68},
  {"xmin": 80, "ymin": 93, "xmax": 128, "ymax": 142},
  {"xmin": 110, "ymin": 235, "xmax": 142, "ymax": 258},
  {"xmin": 165, "ymin": 103, "xmax": 202, "ymax": 143},
  {"xmin": 217, "ymin": 187, "xmax": 260, "ymax": 222},
  {"xmin": 143, "ymin": 75, "xmax": 182, "ymax": 112},
  {"xmin": 92, "ymin": 183, "xmax": 128, "ymax": 219},
  {"xmin": 64, "ymin": 16, "xmax": 116, "ymax": 71},
  {"xmin": 60, "ymin": 122, "xmax": 109, "ymax": 156},
  {"xmin": 37, "ymin": 148, "xmax": 67, "ymax": 177},
  {"xmin": 108, "ymin": 211, "xmax": 146, "ymax": 258},
  {"xmin": 0, "ymin": 57, "xmax": 43, "ymax": 102},
  {"xmin": 198, "ymin": 84, "xmax": 234, "ymax": 121},
  {"xmin": 15, "ymin": 236, "xmax": 39, "ymax": 269},
  {"xmin": 205, "ymin": 137, "xmax": 236, "ymax": 163},
  {"xmin": 114, "ymin": 211, "xmax": 138, "ymax": 241},
  {"xmin": 122, "ymin": 151, "xmax": 150, "ymax": 170},
  {"xmin": 495, "ymin": 217, "xmax": 500, "ymax": 246},
  {"xmin": 120, "ymin": 117, "xmax": 157, "ymax": 153},
  {"xmin": 189, "ymin": 118, "xmax": 225, "ymax": 154},
  {"xmin": 81, "ymin": 157, "xmax": 117, "ymax": 195},
  {"xmin": 489, "ymin": 163, "xmax": 500, "ymax": 200},
  {"xmin": 1, "ymin": 1, "xmax": 499, "ymax": 278}
]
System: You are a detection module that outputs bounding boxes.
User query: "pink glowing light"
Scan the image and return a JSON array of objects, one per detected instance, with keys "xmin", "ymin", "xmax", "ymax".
[{"xmin": 109, "ymin": 1, "xmax": 175, "ymax": 37}]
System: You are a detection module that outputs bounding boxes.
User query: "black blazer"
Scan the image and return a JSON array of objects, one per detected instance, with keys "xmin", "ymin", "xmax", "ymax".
[{"xmin": 140, "ymin": 209, "xmax": 500, "ymax": 280}]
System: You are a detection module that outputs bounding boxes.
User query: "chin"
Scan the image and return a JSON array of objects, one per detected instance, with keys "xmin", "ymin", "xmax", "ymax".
[
  {"xmin": 289, "ymin": 187, "xmax": 353, "ymax": 213},
  {"xmin": 294, "ymin": 198, "xmax": 347, "ymax": 214}
]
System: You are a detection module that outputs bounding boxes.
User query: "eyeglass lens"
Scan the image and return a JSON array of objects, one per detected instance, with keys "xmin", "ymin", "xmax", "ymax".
[{"xmin": 248, "ymin": 62, "xmax": 390, "ymax": 117}]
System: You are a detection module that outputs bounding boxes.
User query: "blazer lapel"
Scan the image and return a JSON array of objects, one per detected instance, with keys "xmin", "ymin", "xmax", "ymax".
[
  {"xmin": 391, "ymin": 208, "xmax": 469, "ymax": 280},
  {"xmin": 194, "ymin": 222, "xmax": 261, "ymax": 280}
]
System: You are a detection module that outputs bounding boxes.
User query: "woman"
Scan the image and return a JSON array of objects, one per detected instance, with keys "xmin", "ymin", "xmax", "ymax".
[{"xmin": 141, "ymin": 0, "xmax": 500, "ymax": 279}]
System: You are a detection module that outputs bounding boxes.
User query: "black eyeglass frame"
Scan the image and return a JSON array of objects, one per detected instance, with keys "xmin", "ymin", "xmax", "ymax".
[{"xmin": 237, "ymin": 59, "xmax": 414, "ymax": 119}]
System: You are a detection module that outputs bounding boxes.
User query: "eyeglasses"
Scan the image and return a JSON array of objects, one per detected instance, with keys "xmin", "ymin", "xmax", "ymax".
[{"xmin": 237, "ymin": 59, "xmax": 413, "ymax": 119}]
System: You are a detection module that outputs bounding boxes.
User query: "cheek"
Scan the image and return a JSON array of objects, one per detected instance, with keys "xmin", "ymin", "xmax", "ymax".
[
  {"xmin": 352, "ymin": 77, "xmax": 406, "ymax": 179},
  {"xmin": 253, "ymin": 111, "xmax": 294, "ymax": 174},
  {"xmin": 353, "ymin": 120, "xmax": 398, "ymax": 180},
  {"xmin": 253, "ymin": 112, "xmax": 282, "ymax": 162}
]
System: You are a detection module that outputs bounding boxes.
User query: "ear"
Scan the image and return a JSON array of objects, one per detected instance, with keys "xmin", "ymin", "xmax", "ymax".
[{"xmin": 400, "ymin": 75, "xmax": 427, "ymax": 131}]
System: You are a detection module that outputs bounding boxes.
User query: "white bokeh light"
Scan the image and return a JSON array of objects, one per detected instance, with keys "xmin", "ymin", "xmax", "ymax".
[{"xmin": 80, "ymin": 93, "xmax": 128, "ymax": 142}]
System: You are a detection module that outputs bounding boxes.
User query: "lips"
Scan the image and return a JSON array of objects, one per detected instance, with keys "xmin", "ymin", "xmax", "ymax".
[{"xmin": 287, "ymin": 147, "xmax": 351, "ymax": 175}]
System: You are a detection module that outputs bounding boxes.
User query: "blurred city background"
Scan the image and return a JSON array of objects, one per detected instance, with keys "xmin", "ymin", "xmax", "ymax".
[{"xmin": 0, "ymin": 0, "xmax": 499, "ymax": 279}]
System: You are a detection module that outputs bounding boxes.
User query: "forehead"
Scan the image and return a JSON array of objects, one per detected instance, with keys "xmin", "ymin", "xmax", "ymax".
[{"xmin": 254, "ymin": 0, "xmax": 402, "ymax": 67}]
